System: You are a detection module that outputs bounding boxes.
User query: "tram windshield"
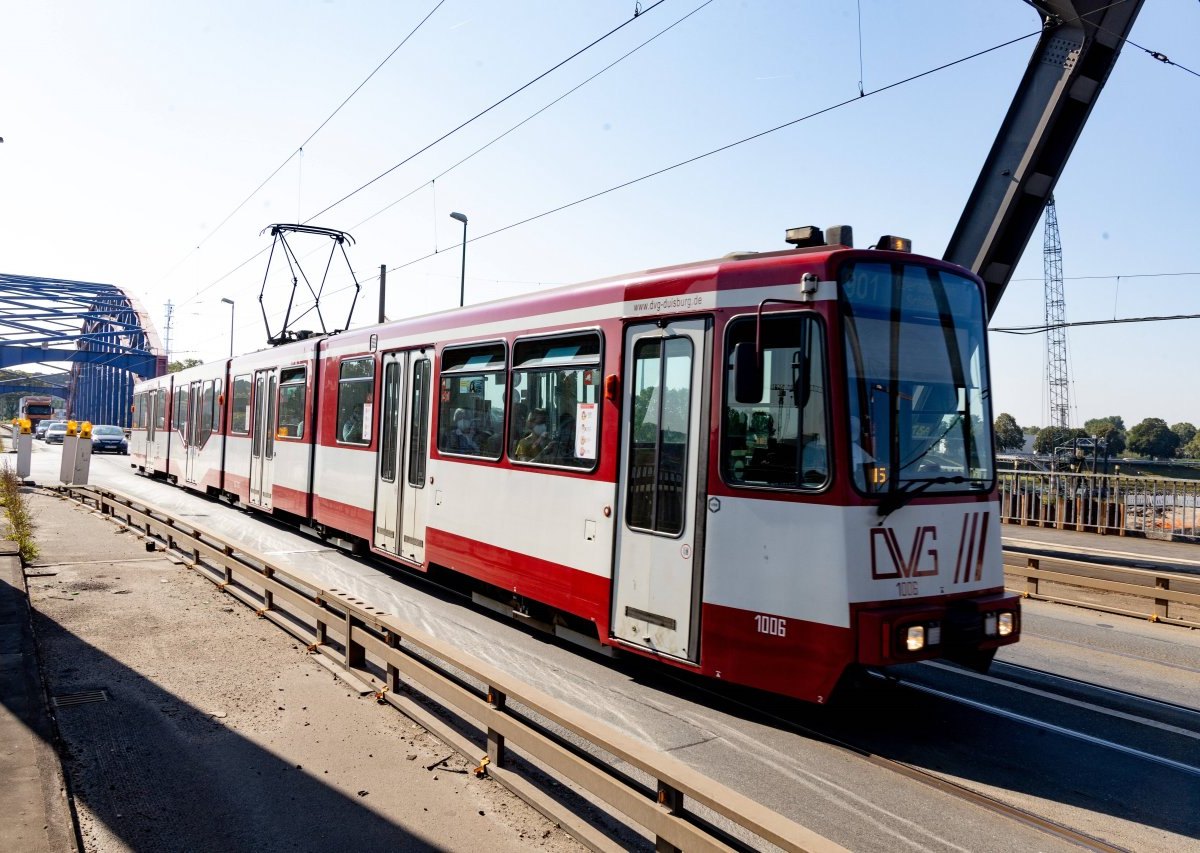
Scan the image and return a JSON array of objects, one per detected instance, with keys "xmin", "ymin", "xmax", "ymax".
[{"xmin": 840, "ymin": 262, "xmax": 994, "ymax": 502}]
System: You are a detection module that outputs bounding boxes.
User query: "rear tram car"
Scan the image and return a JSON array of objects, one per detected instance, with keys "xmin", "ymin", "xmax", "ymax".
[{"xmin": 131, "ymin": 226, "xmax": 1019, "ymax": 703}]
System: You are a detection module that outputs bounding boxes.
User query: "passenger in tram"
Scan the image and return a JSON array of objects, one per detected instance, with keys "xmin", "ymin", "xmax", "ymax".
[
  {"xmin": 553, "ymin": 386, "xmax": 577, "ymax": 459},
  {"xmin": 444, "ymin": 407, "xmax": 480, "ymax": 454},
  {"xmin": 514, "ymin": 409, "xmax": 552, "ymax": 461},
  {"xmin": 341, "ymin": 409, "xmax": 363, "ymax": 443}
]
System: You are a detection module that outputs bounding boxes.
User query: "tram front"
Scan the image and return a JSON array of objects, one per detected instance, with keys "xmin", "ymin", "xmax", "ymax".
[{"xmin": 838, "ymin": 252, "xmax": 1020, "ymax": 673}]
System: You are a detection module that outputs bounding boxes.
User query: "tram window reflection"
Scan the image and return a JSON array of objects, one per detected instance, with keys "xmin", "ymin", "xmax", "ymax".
[
  {"xmin": 336, "ymin": 358, "xmax": 373, "ymax": 445},
  {"xmin": 277, "ymin": 367, "xmax": 307, "ymax": 440},
  {"xmin": 437, "ymin": 343, "xmax": 505, "ymax": 460},
  {"xmin": 507, "ymin": 332, "xmax": 602, "ymax": 470},
  {"xmin": 721, "ymin": 313, "xmax": 829, "ymax": 490}
]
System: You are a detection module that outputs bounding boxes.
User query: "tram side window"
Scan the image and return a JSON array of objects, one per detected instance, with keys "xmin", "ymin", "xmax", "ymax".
[
  {"xmin": 379, "ymin": 361, "xmax": 401, "ymax": 483},
  {"xmin": 336, "ymin": 358, "xmax": 373, "ymax": 445},
  {"xmin": 277, "ymin": 368, "xmax": 307, "ymax": 440},
  {"xmin": 722, "ymin": 313, "xmax": 829, "ymax": 489},
  {"xmin": 437, "ymin": 343, "xmax": 505, "ymax": 460},
  {"xmin": 133, "ymin": 394, "xmax": 145, "ymax": 429},
  {"xmin": 230, "ymin": 375, "xmax": 251, "ymax": 434},
  {"xmin": 408, "ymin": 359, "xmax": 431, "ymax": 487},
  {"xmin": 176, "ymin": 387, "xmax": 191, "ymax": 445},
  {"xmin": 154, "ymin": 391, "xmax": 167, "ymax": 431},
  {"xmin": 508, "ymin": 332, "xmax": 602, "ymax": 470},
  {"xmin": 627, "ymin": 337, "xmax": 692, "ymax": 536},
  {"xmin": 210, "ymin": 380, "xmax": 222, "ymax": 434},
  {"xmin": 200, "ymin": 380, "xmax": 216, "ymax": 445}
]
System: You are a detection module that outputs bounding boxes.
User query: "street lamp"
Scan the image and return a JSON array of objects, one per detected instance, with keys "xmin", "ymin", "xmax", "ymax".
[
  {"xmin": 220, "ymin": 298, "xmax": 234, "ymax": 358},
  {"xmin": 449, "ymin": 211, "xmax": 468, "ymax": 307}
]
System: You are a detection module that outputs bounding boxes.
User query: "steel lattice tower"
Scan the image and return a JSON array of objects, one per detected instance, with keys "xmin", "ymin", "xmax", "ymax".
[{"xmin": 1043, "ymin": 197, "xmax": 1071, "ymax": 428}]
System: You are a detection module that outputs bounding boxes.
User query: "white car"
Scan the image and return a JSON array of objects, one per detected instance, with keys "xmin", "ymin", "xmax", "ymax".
[{"xmin": 44, "ymin": 422, "xmax": 68, "ymax": 445}]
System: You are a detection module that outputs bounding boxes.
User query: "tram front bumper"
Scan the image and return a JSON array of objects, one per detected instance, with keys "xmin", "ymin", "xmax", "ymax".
[{"xmin": 854, "ymin": 592, "xmax": 1020, "ymax": 667}]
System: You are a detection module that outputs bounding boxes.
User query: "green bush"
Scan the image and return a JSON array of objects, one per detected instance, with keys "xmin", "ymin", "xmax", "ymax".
[{"xmin": 0, "ymin": 464, "xmax": 38, "ymax": 563}]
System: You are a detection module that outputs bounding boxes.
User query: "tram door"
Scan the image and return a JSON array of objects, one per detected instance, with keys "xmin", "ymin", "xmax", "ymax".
[
  {"xmin": 249, "ymin": 369, "xmax": 277, "ymax": 509},
  {"xmin": 182, "ymin": 381, "xmax": 200, "ymax": 484},
  {"xmin": 373, "ymin": 351, "xmax": 431, "ymax": 565},
  {"xmin": 612, "ymin": 319, "xmax": 709, "ymax": 662},
  {"xmin": 146, "ymin": 383, "xmax": 170, "ymax": 475}
]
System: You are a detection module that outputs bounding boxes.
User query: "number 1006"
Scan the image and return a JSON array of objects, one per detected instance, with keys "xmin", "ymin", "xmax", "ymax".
[{"xmin": 754, "ymin": 615, "xmax": 787, "ymax": 637}]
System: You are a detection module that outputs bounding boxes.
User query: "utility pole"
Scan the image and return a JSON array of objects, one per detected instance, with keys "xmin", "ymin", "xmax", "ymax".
[
  {"xmin": 163, "ymin": 300, "xmax": 175, "ymax": 366},
  {"xmin": 1043, "ymin": 197, "xmax": 1071, "ymax": 429}
]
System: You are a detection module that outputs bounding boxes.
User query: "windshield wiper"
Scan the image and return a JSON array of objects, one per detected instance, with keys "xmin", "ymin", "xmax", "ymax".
[{"xmin": 876, "ymin": 474, "xmax": 986, "ymax": 519}]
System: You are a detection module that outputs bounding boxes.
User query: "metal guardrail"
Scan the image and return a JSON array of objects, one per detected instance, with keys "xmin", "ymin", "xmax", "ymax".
[
  {"xmin": 1003, "ymin": 551, "xmax": 1200, "ymax": 629},
  {"xmin": 61, "ymin": 484, "xmax": 842, "ymax": 853},
  {"xmin": 998, "ymin": 471, "xmax": 1200, "ymax": 543}
]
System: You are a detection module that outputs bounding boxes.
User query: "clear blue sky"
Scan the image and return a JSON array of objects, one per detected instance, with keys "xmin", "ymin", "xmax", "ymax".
[{"xmin": 2, "ymin": 1, "xmax": 1197, "ymax": 431}]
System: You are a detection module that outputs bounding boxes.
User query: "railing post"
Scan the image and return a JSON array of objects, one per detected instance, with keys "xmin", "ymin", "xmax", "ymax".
[
  {"xmin": 1154, "ymin": 577, "xmax": 1170, "ymax": 621},
  {"xmin": 262, "ymin": 567, "xmax": 274, "ymax": 613},
  {"xmin": 655, "ymin": 781, "xmax": 684, "ymax": 853},
  {"xmin": 386, "ymin": 631, "xmax": 401, "ymax": 692},
  {"xmin": 487, "ymin": 687, "xmax": 507, "ymax": 769},
  {"xmin": 345, "ymin": 610, "xmax": 364, "ymax": 670},
  {"xmin": 1026, "ymin": 558, "xmax": 1039, "ymax": 597}
]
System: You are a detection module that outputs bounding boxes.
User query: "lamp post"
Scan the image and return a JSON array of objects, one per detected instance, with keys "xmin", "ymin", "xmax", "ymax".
[
  {"xmin": 449, "ymin": 211, "xmax": 468, "ymax": 307},
  {"xmin": 220, "ymin": 298, "xmax": 235, "ymax": 358}
]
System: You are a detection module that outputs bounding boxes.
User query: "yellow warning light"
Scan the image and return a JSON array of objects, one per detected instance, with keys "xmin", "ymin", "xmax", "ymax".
[
  {"xmin": 19, "ymin": 419, "xmax": 32, "ymax": 434},
  {"xmin": 80, "ymin": 421, "xmax": 93, "ymax": 439},
  {"xmin": 875, "ymin": 234, "xmax": 912, "ymax": 253},
  {"xmin": 66, "ymin": 420, "xmax": 78, "ymax": 436}
]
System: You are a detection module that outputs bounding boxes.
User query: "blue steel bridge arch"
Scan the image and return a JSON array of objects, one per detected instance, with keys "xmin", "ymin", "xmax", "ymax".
[{"xmin": 0, "ymin": 273, "xmax": 166, "ymax": 427}]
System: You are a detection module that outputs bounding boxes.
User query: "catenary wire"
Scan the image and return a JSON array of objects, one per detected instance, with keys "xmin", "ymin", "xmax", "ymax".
[
  {"xmin": 163, "ymin": 1, "xmax": 448, "ymax": 293},
  {"xmin": 374, "ymin": 27, "xmax": 1044, "ymax": 279},
  {"xmin": 301, "ymin": 0, "xmax": 670, "ymax": 225},
  {"xmin": 183, "ymin": 0, "xmax": 669, "ymax": 310},
  {"xmin": 992, "ymin": 314, "xmax": 1200, "ymax": 334},
  {"xmin": 346, "ymin": 0, "xmax": 717, "ymax": 234}
]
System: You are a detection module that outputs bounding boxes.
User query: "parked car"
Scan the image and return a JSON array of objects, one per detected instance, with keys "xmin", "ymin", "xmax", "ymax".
[
  {"xmin": 44, "ymin": 422, "xmax": 67, "ymax": 445},
  {"xmin": 34, "ymin": 420, "xmax": 51, "ymax": 440},
  {"xmin": 91, "ymin": 424, "xmax": 129, "ymax": 455}
]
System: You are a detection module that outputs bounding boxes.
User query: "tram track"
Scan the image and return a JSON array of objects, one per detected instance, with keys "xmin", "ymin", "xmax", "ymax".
[
  {"xmin": 884, "ymin": 670, "xmax": 1200, "ymax": 780},
  {"xmin": 988, "ymin": 659, "xmax": 1200, "ymax": 721},
  {"xmin": 653, "ymin": 669, "xmax": 1133, "ymax": 853},
  {"xmin": 1019, "ymin": 627, "xmax": 1200, "ymax": 676}
]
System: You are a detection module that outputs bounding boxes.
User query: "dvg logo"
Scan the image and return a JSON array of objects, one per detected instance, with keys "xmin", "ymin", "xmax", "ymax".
[
  {"xmin": 870, "ymin": 525, "xmax": 939, "ymax": 580},
  {"xmin": 869, "ymin": 512, "xmax": 991, "ymax": 583}
]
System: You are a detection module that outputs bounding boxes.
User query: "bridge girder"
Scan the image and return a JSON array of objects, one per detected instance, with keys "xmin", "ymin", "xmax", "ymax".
[
  {"xmin": 944, "ymin": 0, "xmax": 1146, "ymax": 317},
  {"xmin": 0, "ymin": 273, "xmax": 166, "ymax": 426}
]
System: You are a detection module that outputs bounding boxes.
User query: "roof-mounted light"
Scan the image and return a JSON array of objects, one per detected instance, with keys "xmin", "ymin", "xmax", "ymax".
[
  {"xmin": 825, "ymin": 225, "xmax": 853, "ymax": 248},
  {"xmin": 785, "ymin": 226, "xmax": 825, "ymax": 248},
  {"xmin": 875, "ymin": 235, "xmax": 912, "ymax": 252}
]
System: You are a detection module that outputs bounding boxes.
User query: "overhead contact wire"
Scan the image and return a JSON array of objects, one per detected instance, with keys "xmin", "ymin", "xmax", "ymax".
[
  {"xmin": 380, "ymin": 27, "xmax": 1043, "ymax": 277},
  {"xmin": 172, "ymin": 0, "xmax": 448, "ymax": 302},
  {"xmin": 302, "ymin": 0, "xmax": 670, "ymax": 223}
]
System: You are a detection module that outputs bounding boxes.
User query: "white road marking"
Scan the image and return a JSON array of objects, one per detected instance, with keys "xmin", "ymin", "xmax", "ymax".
[
  {"xmin": 921, "ymin": 660, "xmax": 1200, "ymax": 740},
  {"xmin": 899, "ymin": 675, "xmax": 1200, "ymax": 778}
]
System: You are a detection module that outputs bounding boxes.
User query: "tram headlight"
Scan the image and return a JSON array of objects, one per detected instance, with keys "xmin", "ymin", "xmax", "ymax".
[
  {"xmin": 905, "ymin": 625, "xmax": 926, "ymax": 652},
  {"xmin": 998, "ymin": 612, "xmax": 1015, "ymax": 637}
]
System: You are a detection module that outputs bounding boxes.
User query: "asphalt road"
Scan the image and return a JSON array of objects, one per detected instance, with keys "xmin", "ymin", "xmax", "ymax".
[{"xmin": 21, "ymin": 440, "xmax": 1200, "ymax": 852}]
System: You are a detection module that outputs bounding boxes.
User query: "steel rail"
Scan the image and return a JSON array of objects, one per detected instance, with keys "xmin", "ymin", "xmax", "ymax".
[
  {"xmin": 1002, "ymin": 549, "xmax": 1200, "ymax": 629},
  {"xmin": 657, "ymin": 669, "xmax": 1131, "ymax": 853},
  {"xmin": 59, "ymin": 484, "xmax": 843, "ymax": 853},
  {"xmin": 989, "ymin": 660, "xmax": 1200, "ymax": 721}
]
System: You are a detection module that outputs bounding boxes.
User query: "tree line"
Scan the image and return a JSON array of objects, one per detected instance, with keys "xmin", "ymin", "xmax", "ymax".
[{"xmin": 993, "ymin": 413, "xmax": 1200, "ymax": 460}]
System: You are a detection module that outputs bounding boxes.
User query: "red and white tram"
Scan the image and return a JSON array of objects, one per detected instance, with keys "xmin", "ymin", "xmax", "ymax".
[{"xmin": 131, "ymin": 226, "xmax": 1019, "ymax": 703}]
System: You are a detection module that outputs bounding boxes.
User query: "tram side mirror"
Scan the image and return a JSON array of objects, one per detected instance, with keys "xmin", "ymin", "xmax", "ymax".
[{"xmin": 733, "ymin": 342, "xmax": 764, "ymax": 404}]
